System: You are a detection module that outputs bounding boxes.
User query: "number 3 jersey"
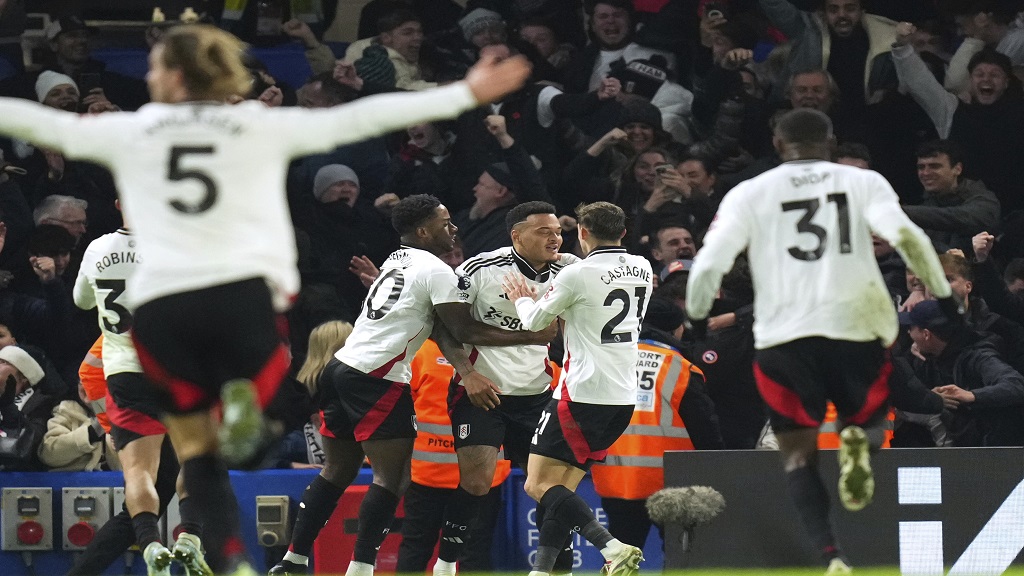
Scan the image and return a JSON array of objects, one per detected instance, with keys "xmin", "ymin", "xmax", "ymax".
[
  {"xmin": 72, "ymin": 229, "xmax": 142, "ymax": 376},
  {"xmin": 455, "ymin": 247, "xmax": 578, "ymax": 396},
  {"xmin": 514, "ymin": 247, "xmax": 653, "ymax": 406},
  {"xmin": 336, "ymin": 246, "xmax": 463, "ymax": 384}
]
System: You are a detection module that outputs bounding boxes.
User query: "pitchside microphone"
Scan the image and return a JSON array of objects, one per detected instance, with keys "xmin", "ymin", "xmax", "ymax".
[{"xmin": 646, "ymin": 486, "xmax": 726, "ymax": 553}]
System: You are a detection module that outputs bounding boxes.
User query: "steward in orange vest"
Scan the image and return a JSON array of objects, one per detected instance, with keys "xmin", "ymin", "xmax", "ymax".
[
  {"xmin": 592, "ymin": 298, "xmax": 723, "ymax": 550},
  {"xmin": 397, "ymin": 339, "xmax": 510, "ymax": 572},
  {"xmin": 79, "ymin": 336, "xmax": 111, "ymax": 432}
]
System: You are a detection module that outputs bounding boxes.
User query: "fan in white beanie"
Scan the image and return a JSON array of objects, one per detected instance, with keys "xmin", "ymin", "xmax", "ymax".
[
  {"xmin": 35, "ymin": 71, "xmax": 78, "ymax": 103},
  {"xmin": 0, "ymin": 345, "xmax": 45, "ymax": 386},
  {"xmin": 313, "ymin": 164, "xmax": 360, "ymax": 206}
]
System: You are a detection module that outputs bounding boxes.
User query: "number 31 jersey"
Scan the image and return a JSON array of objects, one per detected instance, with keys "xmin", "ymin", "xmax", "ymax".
[
  {"xmin": 72, "ymin": 229, "xmax": 142, "ymax": 377},
  {"xmin": 455, "ymin": 247, "xmax": 578, "ymax": 396},
  {"xmin": 515, "ymin": 247, "xmax": 653, "ymax": 406},
  {"xmin": 336, "ymin": 246, "xmax": 462, "ymax": 384},
  {"xmin": 689, "ymin": 160, "xmax": 941, "ymax": 349}
]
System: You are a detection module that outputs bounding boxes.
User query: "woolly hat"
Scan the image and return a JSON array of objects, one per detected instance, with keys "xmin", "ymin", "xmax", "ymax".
[
  {"xmin": 609, "ymin": 55, "xmax": 669, "ymax": 100},
  {"xmin": 484, "ymin": 162, "xmax": 515, "ymax": 190},
  {"xmin": 313, "ymin": 164, "xmax": 360, "ymax": 202},
  {"xmin": 0, "ymin": 345, "xmax": 45, "ymax": 385},
  {"xmin": 643, "ymin": 297, "xmax": 685, "ymax": 333},
  {"xmin": 35, "ymin": 71, "xmax": 77, "ymax": 103},
  {"xmin": 459, "ymin": 8, "xmax": 503, "ymax": 42},
  {"xmin": 355, "ymin": 45, "xmax": 397, "ymax": 93},
  {"xmin": 618, "ymin": 98, "xmax": 663, "ymax": 130}
]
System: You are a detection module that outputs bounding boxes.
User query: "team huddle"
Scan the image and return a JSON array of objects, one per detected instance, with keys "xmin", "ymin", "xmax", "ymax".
[{"xmin": 0, "ymin": 19, "xmax": 961, "ymax": 576}]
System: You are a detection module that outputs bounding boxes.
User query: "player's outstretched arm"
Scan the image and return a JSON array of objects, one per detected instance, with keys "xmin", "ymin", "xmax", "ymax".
[
  {"xmin": 0, "ymin": 98, "xmax": 81, "ymax": 152},
  {"xmin": 434, "ymin": 301, "xmax": 555, "ymax": 347},
  {"xmin": 463, "ymin": 47, "xmax": 532, "ymax": 106}
]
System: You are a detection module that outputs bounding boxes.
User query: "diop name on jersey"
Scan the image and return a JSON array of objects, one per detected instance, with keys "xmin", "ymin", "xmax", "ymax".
[
  {"xmin": 600, "ymin": 265, "xmax": 651, "ymax": 285},
  {"xmin": 95, "ymin": 251, "xmax": 140, "ymax": 272}
]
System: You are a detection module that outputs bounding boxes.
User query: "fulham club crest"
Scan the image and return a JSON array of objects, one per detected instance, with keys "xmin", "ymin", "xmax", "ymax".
[
  {"xmin": 458, "ymin": 424, "xmax": 470, "ymax": 439},
  {"xmin": 702, "ymin": 350, "xmax": 719, "ymax": 364}
]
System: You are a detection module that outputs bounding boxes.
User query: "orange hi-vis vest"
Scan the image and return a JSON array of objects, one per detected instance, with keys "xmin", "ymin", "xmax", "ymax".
[
  {"xmin": 817, "ymin": 402, "xmax": 895, "ymax": 449},
  {"xmin": 592, "ymin": 339, "xmax": 699, "ymax": 500},
  {"xmin": 79, "ymin": 336, "xmax": 111, "ymax": 433},
  {"xmin": 409, "ymin": 339, "xmax": 510, "ymax": 490}
]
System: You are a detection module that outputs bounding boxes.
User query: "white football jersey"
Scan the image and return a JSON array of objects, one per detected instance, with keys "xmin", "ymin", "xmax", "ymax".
[
  {"xmin": 687, "ymin": 160, "xmax": 951, "ymax": 349},
  {"xmin": 515, "ymin": 247, "xmax": 653, "ymax": 405},
  {"xmin": 336, "ymin": 246, "xmax": 463, "ymax": 383},
  {"xmin": 455, "ymin": 247, "xmax": 579, "ymax": 395},
  {"xmin": 0, "ymin": 85, "xmax": 478, "ymax": 310},
  {"xmin": 72, "ymin": 229, "xmax": 142, "ymax": 376}
]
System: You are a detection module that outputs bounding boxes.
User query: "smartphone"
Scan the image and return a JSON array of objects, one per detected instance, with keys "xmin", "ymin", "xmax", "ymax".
[
  {"xmin": 705, "ymin": 2, "xmax": 726, "ymax": 19},
  {"xmin": 654, "ymin": 163, "xmax": 673, "ymax": 175},
  {"xmin": 77, "ymin": 73, "xmax": 102, "ymax": 95}
]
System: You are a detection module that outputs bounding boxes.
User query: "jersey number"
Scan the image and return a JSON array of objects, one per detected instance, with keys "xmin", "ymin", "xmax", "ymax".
[
  {"xmin": 781, "ymin": 193, "xmax": 851, "ymax": 261},
  {"xmin": 96, "ymin": 278, "xmax": 132, "ymax": 334},
  {"xmin": 365, "ymin": 269, "xmax": 406, "ymax": 320},
  {"xmin": 168, "ymin": 146, "xmax": 218, "ymax": 214},
  {"xmin": 601, "ymin": 287, "xmax": 648, "ymax": 344}
]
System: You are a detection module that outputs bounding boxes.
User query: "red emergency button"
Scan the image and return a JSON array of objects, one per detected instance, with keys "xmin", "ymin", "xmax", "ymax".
[
  {"xmin": 67, "ymin": 522, "xmax": 95, "ymax": 547},
  {"xmin": 17, "ymin": 521, "xmax": 44, "ymax": 545}
]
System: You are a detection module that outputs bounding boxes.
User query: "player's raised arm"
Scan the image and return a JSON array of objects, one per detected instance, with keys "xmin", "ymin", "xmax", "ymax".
[
  {"xmin": 863, "ymin": 172, "xmax": 952, "ymax": 300},
  {"xmin": 282, "ymin": 47, "xmax": 532, "ymax": 157},
  {"xmin": 0, "ymin": 98, "xmax": 86, "ymax": 153},
  {"xmin": 686, "ymin": 188, "xmax": 753, "ymax": 321}
]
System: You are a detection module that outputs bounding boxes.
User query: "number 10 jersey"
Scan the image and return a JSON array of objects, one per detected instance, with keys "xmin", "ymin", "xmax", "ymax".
[{"xmin": 336, "ymin": 246, "xmax": 462, "ymax": 384}]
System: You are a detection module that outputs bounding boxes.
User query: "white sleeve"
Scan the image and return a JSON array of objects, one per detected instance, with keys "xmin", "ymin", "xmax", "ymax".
[
  {"xmin": 453, "ymin": 264, "xmax": 479, "ymax": 305},
  {"xmin": 944, "ymin": 37, "xmax": 984, "ymax": 95},
  {"xmin": 536, "ymin": 85, "xmax": 561, "ymax": 128},
  {"xmin": 268, "ymin": 83, "xmax": 479, "ymax": 158},
  {"xmin": 72, "ymin": 269, "xmax": 96, "ymax": 311},
  {"xmin": 515, "ymin": 269, "xmax": 579, "ymax": 330},
  {"xmin": 862, "ymin": 172, "xmax": 951, "ymax": 299},
  {"xmin": 0, "ymin": 99, "xmax": 122, "ymax": 163},
  {"xmin": 892, "ymin": 44, "xmax": 957, "ymax": 138},
  {"xmin": 686, "ymin": 187, "xmax": 753, "ymax": 320},
  {"xmin": 427, "ymin": 264, "xmax": 462, "ymax": 306}
]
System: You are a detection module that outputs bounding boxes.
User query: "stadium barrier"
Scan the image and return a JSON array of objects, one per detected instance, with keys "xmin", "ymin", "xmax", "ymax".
[{"xmin": 663, "ymin": 447, "xmax": 1024, "ymax": 574}]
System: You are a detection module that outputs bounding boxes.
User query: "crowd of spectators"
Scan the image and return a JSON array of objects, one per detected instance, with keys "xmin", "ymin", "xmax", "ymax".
[{"xmin": 2, "ymin": 0, "xmax": 1024, "ymax": 472}]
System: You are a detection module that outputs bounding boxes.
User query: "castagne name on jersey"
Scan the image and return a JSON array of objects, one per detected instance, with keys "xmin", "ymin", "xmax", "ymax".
[
  {"xmin": 600, "ymin": 264, "xmax": 651, "ymax": 285},
  {"xmin": 95, "ymin": 251, "xmax": 140, "ymax": 273}
]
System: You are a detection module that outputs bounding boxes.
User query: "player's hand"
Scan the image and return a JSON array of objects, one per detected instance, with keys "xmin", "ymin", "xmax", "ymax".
[
  {"xmin": 529, "ymin": 319, "xmax": 559, "ymax": 345},
  {"xmin": 349, "ymin": 255, "xmax": 380, "ymax": 289},
  {"xmin": 558, "ymin": 215, "xmax": 577, "ymax": 232},
  {"xmin": 373, "ymin": 192, "xmax": 401, "ymax": 214},
  {"xmin": 465, "ymin": 46, "xmax": 531, "ymax": 106},
  {"xmin": 501, "ymin": 270, "xmax": 537, "ymax": 301},
  {"xmin": 973, "ymin": 231, "xmax": 995, "ymax": 263},
  {"xmin": 30, "ymin": 256, "xmax": 56, "ymax": 283},
  {"xmin": 463, "ymin": 370, "xmax": 502, "ymax": 410}
]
